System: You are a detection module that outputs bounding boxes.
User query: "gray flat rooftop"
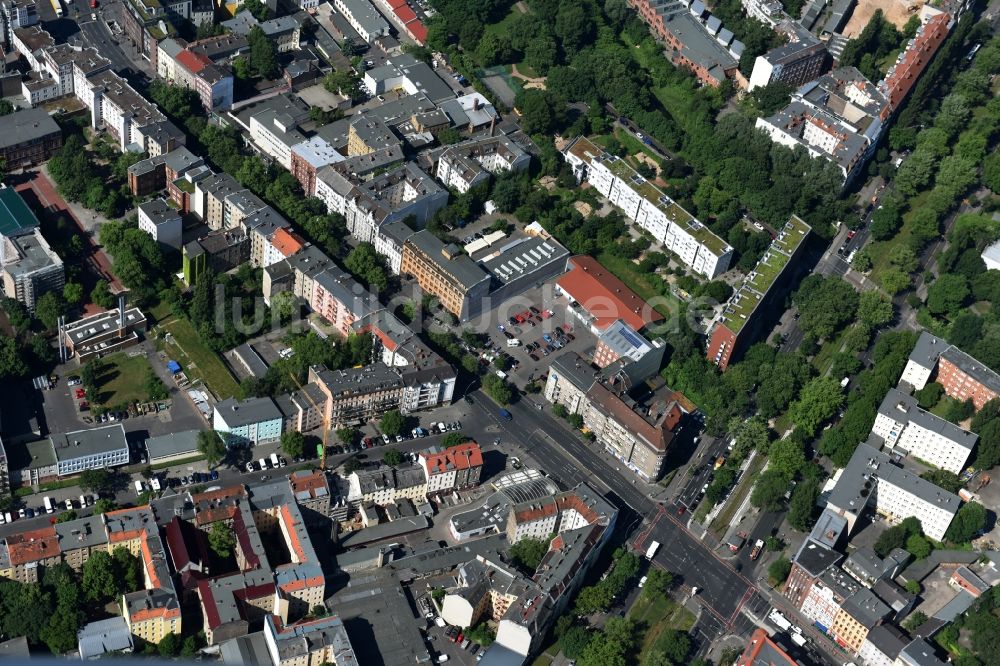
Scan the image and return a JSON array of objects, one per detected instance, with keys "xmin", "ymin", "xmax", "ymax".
[
  {"xmin": 51, "ymin": 423, "xmax": 127, "ymax": 463},
  {"xmin": 0, "ymin": 108, "xmax": 60, "ymax": 150},
  {"xmin": 877, "ymin": 388, "xmax": 977, "ymax": 450}
]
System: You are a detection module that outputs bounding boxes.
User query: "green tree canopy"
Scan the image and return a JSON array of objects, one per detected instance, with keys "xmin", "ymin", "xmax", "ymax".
[
  {"xmin": 280, "ymin": 431, "xmax": 305, "ymax": 459},
  {"xmin": 382, "ymin": 448, "xmax": 405, "ymax": 466},
  {"xmin": 750, "ymin": 469, "xmax": 789, "ymax": 511},
  {"xmin": 789, "ymin": 376, "xmax": 845, "ymax": 436},
  {"xmin": 793, "ymin": 276, "xmax": 859, "ymax": 340},
  {"xmin": 379, "ymin": 409, "xmax": 406, "ymax": 437},
  {"xmin": 197, "ymin": 430, "xmax": 226, "ymax": 467},
  {"xmin": 209, "ymin": 521, "xmax": 237, "ymax": 558},
  {"xmin": 945, "ymin": 501, "xmax": 987, "ymax": 543},
  {"xmin": 509, "ymin": 537, "xmax": 550, "ymax": 574}
]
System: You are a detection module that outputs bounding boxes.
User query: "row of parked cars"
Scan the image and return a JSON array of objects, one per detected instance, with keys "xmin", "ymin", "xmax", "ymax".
[
  {"xmin": 0, "ymin": 493, "xmax": 99, "ymax": 524},
  {"xmin": 328, "ymin": 421, "xmax": 464, "ymax": 455},
  {"xmin": 443, "ymin": 626, "xmax": 483, "ymax": 660},
  {"xmin": 525, "ymin": 324, "xmax": 574, "ymax": 361}
]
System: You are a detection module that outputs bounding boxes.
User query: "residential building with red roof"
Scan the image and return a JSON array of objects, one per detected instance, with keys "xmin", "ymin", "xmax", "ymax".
[
  {"xmin": 1, "ymin": 526, "xmax": 60, "ymax": 583},
  {"xmin": 167, "ymin": 45, "xmax": 234, "ymax": 112},
  {"xmin": 878, "ymin": 11, "xmax": 952, "ymax": 121},
  {"xmin": 736, "ymin": 628, "xmax": 799, "ymax": 666},
  {"xmin": 556, "ymin": 255, "xmax": 665, "ymax": 334},
  {"xmin": 418, "ymin": 442, "xmax": 483, "ymax": 496}
]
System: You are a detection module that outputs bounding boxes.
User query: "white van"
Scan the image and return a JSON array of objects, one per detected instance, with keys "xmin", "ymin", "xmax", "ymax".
[
  {"xmin": 79, "ymin": 494, "xmax": 88, "ymax": 508},
  {"xmin": 507, "ymin": 338, "xmax": 521, "ymax": 347},
  {"xmin": 259, "ymin": 457, "xmax": 269, "ymax": 470},
  {"xmin": 43, "ymin": 496, "xmax": 54, "ymax": 514},
  {"xmin": 270, "ymin": 453, "xmax": 280, "ymax": 468},
  {"xmin": 64, "ymin": 498, "xmax": 74, "ymax": 511},
  {"xmin": 150, "ymin": 477, "xmax": 161, "ymax": 492},
  {"xmin": 134, "ymin": 480, "xmax": 145, "ymax": 495}
]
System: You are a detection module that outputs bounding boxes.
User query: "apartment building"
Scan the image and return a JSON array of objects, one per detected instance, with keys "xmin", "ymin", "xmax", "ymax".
[
  {"xmin": 309, "ymin": 363, "xmax": 404, "ymax": 426},
  {"xmin": 871, "ymin": 388, "xmax": 976, "ymax": 474},
  {"xmin": 127, "ymin": 146, "xmax": 205, "ymax": 197},
  {"xmin": 435, "ymin": 136, "xmax": 530, "ymax": 193},
  {"xmin": 347, "ymin": 465, "xmax": 427, "ymax": 505},
  {"xmin": 50, "ymin": 424, "xmax": 129, "ymax": 476},
  {"xmin": 138, "ymin": 198, "xmax": 183, "ymax": 250},
  {"xmin": 243, "ymin": 207, "xmax": 292, "ymax": 268},
  {"xmin": 757, "ymin": 67, "xmax": 887, "ymax": 186},
  {"xmin": 1, "ymin": 0, "xmax": 37, "ymax": 40},
  {"xmin": 564, "ymin": 137, "xmax": 732, "ymax": 278},
  {"xmin": 263, "ymin": 614, "xmax": 357, "ymax": 666},
  {"xmin": 400, "ymin": 230, "xmax": 491, "ymax": 321},
  {"xmin": 82, "ymin": 70, "xmax": 185, "ymax": 155},
  {"xmin": 858, "ymin": 624, "xmax": 909, "ymax": 666},
  {"xmin": 287, "ymin": 470, "xmax": 332, "ymax": 522},
  {"xmin": 901, "ymin": 331, "xmax": 1000, "ymax": 411},
  {"xmin": 353, "ymin": 308, "xmax": 457, "ymax": 411},
  {"xmin": 344, "ymin": 163, "xmax": 447, "ymax": 247},
  {"xmin": 0, "ymin": 526, "xmax": 61, "ymax": 583},
  {"xmin": 1, "ymin": 227, "xmax": 64, "ymax": 313},
  {"xmin": 221, "ymin": 11, "xmax": 301, "ymax": 52},
  {"xmin": 628, "ymin": 0, "xmax": 743, "ymax": 87},
  {"xmin": 309, "ymin": 269, "xmax": 378, "ymax": 337},
  {"xmin": 555, "ymin": 255, "xmax": 665, "ymax": 335},
  {"xmin": 373, "ymin": 219, "xmax": 414, "ymax": 274},
  {"xmin": 418, "ymin": 442, "xmax": 483, "ymax": 497},
  {"xmin": 290, "ymin": 136, "xmax": 344, "ymax": 196},
  {"xmin": 748, "ymin": 28, "xmax": 827, "ymax": 91},
  {"xmin": 582, "ymin": 381, "xmax": 684, "ymax": 482},
  {"xmin": 878, "ymin": 10, "xmax": 953, "ymax": 121},
  {"xmin": 830, "ymin": 588, "xmax": 891, "ymax": 653},
  {"xmin": 182, "ymin": 229, "xmax": 250, "ymax": 286},
  {"xmin": 169, "ymin": 48, "xmax": 234, "ymax": 111},
  {"xmin": 735, "ymin": 628, "xmax": 798, "ymax": 666},
  {"xmin": 362, "ymin": 53, "xmax": 455, "ymax": 104},
  {"xmin": 333, "ymin": 0, "xmax": 390, "ymax": 42},
  {"xmin": 0, "ymin": 108, "xmax": 62, "ymax": 170},
  {"xmin": 545, "ymin": 353, "xmax": 598, "ymax": 416},
  {"xmin": 213, "ymin": 397, "xmax": 284, "ymax": 447},
  {"xmin": 193, "ymin": 172, "xmax": 245, "ymax": 230},
  {"xmin": 235, "ymin": 94, "xmax": 311, "ymax": 170},
  {"xmin": 826, "ymin": 442, "xmax": 960, "ymax": 541},
  {"xmin": 707, "ymin": 214, "xmax": 812, "ymax": 370}
]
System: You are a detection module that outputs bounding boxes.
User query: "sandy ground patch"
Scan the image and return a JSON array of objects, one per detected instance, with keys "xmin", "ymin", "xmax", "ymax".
[{"xmin": 842, "ymin": 0, "xmax": 923, "ymax": 37}]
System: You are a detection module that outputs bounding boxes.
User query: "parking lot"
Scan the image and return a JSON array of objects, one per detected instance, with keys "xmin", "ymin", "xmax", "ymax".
[{"xmin": 464, "ymin": 284, "xmax": 598, "ymax": 390}]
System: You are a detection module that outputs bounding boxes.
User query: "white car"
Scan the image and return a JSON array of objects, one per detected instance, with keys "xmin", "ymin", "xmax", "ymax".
[
  {"xmin": 638, "ymin": 575, "xmax": 648, "ymax": 588},
  {"xmin": 246, "ymin": 461, "xmax": 255, "ymax": 472}
]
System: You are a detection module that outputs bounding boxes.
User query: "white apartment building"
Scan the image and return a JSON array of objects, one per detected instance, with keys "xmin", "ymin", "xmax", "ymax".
[
  {"xmin": 563, "ymin": 137, "xmax": 732, "ymax": 278},
  {"xmin": 871, "ymin": 388, "xmax": 976, "ymax": 474},
  {"xmin": 435, "ymin": 136, "xmax": 530, "ymax": 194},
  {"xmin": 137, "ymin": 198, "xmax": 183, "ymax": 250},
  {"xmin": 51, "ymin": 424, "xmax": 130, "ymax": 476},
  {"xmin": 333, "ymin": 0, "xmax": 390, "ymax": 42},
  {"xmin": 899, "ymin": 331, "xmax": 945, "ymax": 390},
  {"xmin": 826, "ymin": 443, "xmax": 960, "ymax": 541}
]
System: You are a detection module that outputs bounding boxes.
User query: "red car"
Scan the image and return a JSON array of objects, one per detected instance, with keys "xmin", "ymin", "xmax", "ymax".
[{"xmin": 74, "ymin": 388, "xmax": 86, "ymax": 399}]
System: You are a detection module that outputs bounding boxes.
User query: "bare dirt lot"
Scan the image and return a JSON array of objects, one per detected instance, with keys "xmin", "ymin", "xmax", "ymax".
[{"xmin": 842, "ymin": 0, "xmax": 923, "ymax": 37}]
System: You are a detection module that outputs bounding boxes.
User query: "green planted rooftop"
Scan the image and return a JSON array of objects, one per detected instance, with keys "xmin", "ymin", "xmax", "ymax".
[{"xmin": 719, "ymin": 214, "xmax": 811, "ymax": 334}]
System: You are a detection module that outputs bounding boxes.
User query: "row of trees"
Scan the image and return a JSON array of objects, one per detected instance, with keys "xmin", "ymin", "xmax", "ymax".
[{"xmin": 47, "ymin": 134, "xmax": 130, "ymax": 218}]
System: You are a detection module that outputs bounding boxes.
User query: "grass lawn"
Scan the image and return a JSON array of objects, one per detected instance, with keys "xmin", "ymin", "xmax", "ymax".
[
  {"xmin": 628, "ymin": 590, "xmax": 696, "ymax": 656},
  {"xmin": 869, "ymin": 190, "xmax": 931, "ymax": 285},
  {"xmin": 148, "ymin": 298, "xmax": 173, "ymax": 324},
  {"xmin": 595, "ymin": 251, "xmax": 678, "ymax": 318},
  {"xmin": 94, "ymin": 353, "xmax": 153, "ymax": 407},
  {"xmin": 159, "ymin": 316, "xmax": 241, "ymax": 400},
  {"xmin": 710, "ymin": 453, "xmax": 766, "ymax": 538},
  {"xmin": 811, "ymin": 328, "xmax": 849, "ymax": 375}
]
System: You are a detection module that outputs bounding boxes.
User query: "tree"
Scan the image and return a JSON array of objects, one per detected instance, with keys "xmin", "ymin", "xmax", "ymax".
[
  {"xmin": 905, "ymin": 579, "xmax": 921, "ymax": 595},
  {"xmin": 768, "ymin": 557, "xmax": 791, "ymax": 587},
  {"xmin": 906, "ymin": 532, "xmax": 932, "ymax": 559},
  {"xmin": 567, "ymin": 413, "xmax": 584, "ymax": 429},
  {"xmin": 483, "ymin": 373, "xmax": 513, "ymax": 404},
  {"xmin": 158, "ymin": 632, "xmax": 181, "ymax": 657},
  {"xmin": 903, "ymin": 611, "xmax": 928, "ymax": 632},
  {"xmin": 383, "ymin": 448, "xmax": 405, "ymax": 466},
  {"xmin": 944, "ymin": 398, "xmax": 976, "ymax": 424},
  {"xmin": 793, "ymin": 276, "xmax": 859, "ymax": 340},
  {"xmin": 343, "ymin": 458, "xmax": 362, "ymax": 473},
  {"xmin": 926, "ymin": 273, "xmax": 970, "ymax": 315},
  {"xmin": 857, "ymin": 291, "xmax": 893, "ymax": 328},
  {"xmin": 197, "ymin": 430, "xmax": 226, "ymax": 467},
  {"xmin": 81, "ymin": 550, "xmax": 118, "ymax": 602},
  {"xmin": 280, "ymin": 431, "xmax": 305, "ymax": 458},
  {"xmin": 789, "ymin": 376, "xmax": 845, "ymax": 436},
  {"xmin": 552, "ymin": 403, "xmax": 568, "ymax": 418},
  {"xmin": 93, "ymin": 498, "xmax": 116, "ymax": 514},
  {"xmin": 79, "ymin": 469, "xmax": 114, "ymax": 494},
  {"xmin": 750, "ymin": 469, "xmax": 789, "ymax": 511},
  {"xmin": 641, "ymin": 568, "xmax": 673, "ymax": 597},
  {"xmin": 881, "ymin": 269, "xmax": 912, "ymax": 295},
  {"xmin": 974, "ymin": 419, "xmax": 1000, "ymax": 469},
  {"xmin": 62, "ymin": 282, "xmax": 84, "ymax": 306},
  {"xmin": 379, "ymin": 409, "xmax": 406, "ymax": 437},
  {"xmin": 945, "ymin": 501, "xmax": 987, "ymax": 543},
  {"xmin": 0, "ymin": 336, "xmax": 27, "ymax": 382},
  {"xmin": 247, "ymin": 26, "xmax": 279, "ymax": 79},
  {"xmin": 441, "ymin": 432, "xmax": 469, "ymax": 448},
  {"xmin": 870, "ymin": 202, "xmax": 902, "ymax": 240},
  {"xmin": 509, "ymin": 537, "xmax": 549, "ymax": 574},
  {"xmin": 209, "ymin": 521, "xmax": 236, "ymax": 558},
  {"xmin": 920, "ymin": 468, "xmax": 962, "ymax": 494},
  {"xmin": 983, "ymin": 151, "xmax": 1000, "ymax": 194},
  {"xmin": 181, "ymin": 636, "xmax": 199, "ymax": 658},
  {"xmin": 243, "ymin": 0, "xmax": 270, "ymax": 19},
  {"xmin": 345, "ymin": 243, "xmax": 389, "ymax": 292},
  {"xmin": 768, "ymin": 438, "xmax": 806, "ymax": 478},
  {"xmin": 56, "ymin": 510, "xmax": 77, "ymax": 523},
  {"xmin": 915, "ymin": 382, "xmax": 944, "ymax": 409},
  {"xmin": 145, "ymin": 369, "xmax": 168, "ymax": 401},
  {"xmin": 112, "ymin": 546, "xmax": 141, "ymax": 592},
  {"xmin": 337, "ymin": 427, "xmax": 360, "ymax": 446},
  {"xmin": 874, "ymin": 517, "xmax": 923, "ymax": 557},
  {"xmin": 788, "ymin": 478, "xmax": 820, "ymax": 531},
  {"xmin": 560, "ymin": 626, "xmax": 592, "ymax": 660},
  {"xmin": 91, "ymin": 279, "xmax": 115, "ymax": 309},
  {"xmin": 34, "ymin": 291, "xmax": 65, "ymax": 331}
]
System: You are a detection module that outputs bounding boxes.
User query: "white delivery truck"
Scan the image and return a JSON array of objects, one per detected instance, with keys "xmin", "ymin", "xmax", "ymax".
[
  {"xmin": 259, "ymin": 457, "xmax": 269, "ymax": 470},
  {"xmin": 150, "ymin": 477, "xmax": 161, "ymax": 492},
  {"xmin": 134, "ymin": 480, "xmax": 145, "ymax": 495},
  {"xmin": 43, "ymin": 496, "xmax": 55, "ymax": 514},
  {"xmin": 270, "ymin": 453, "xmax": 280, "ymax": 468},
  {"xmin": 645, "ymin": 540, "xmax": 661, "ymax": 560},
  {"xmin": 768, "ymin": 610, "xmax": 792, "ymax": 631}
]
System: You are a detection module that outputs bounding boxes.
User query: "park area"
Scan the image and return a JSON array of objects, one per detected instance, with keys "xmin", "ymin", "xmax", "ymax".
[{"xmin": 628, "ymin": 588, "xmax": 696, "ymax": 656}]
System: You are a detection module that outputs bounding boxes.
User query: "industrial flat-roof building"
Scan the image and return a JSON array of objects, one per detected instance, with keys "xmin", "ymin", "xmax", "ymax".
[
  {"xmin": 145, "ymin": 430, "xmax": 202, "ymax": 466},
  {"xmin": 50, "ymin": 423, "xmax": 129, "ymax": 476}
]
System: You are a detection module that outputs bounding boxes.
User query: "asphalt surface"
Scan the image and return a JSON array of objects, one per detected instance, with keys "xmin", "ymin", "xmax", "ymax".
[{"xmin": 42, "ymin": 0, "xmax": 149, "ymax": 77}]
